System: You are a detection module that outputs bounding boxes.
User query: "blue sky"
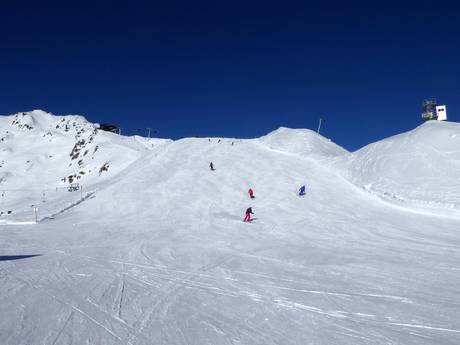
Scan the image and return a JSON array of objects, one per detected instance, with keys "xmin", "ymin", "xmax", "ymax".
[{"xmin": 1, "ymin": 0, "xmax": 458, "ymax": 150}]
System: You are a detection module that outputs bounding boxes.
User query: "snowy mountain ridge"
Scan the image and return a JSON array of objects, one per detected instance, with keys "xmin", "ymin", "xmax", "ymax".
[
  {"xmin": 2, "ymin": 109, "xmax": 94, "ymax": 133},
  {"xmin": 1, "ymin": 110, "xmax": 460, "ymax": 218},
  {"xmin": 0, "ymin": 110, "xmax": 170, "ymax": 187},
  {"xmin": 0, "ymin": 110, "xmax": 171, "ymax": 220}
]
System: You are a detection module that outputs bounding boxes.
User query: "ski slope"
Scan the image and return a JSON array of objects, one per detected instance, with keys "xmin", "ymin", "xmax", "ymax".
[
  {"xmin": 0, "ymin": 111, "xmax": 459, "ymax": 345},
  {"xmin": 334, "ymin": 121, "xmax": 460, "ymax": 216}
]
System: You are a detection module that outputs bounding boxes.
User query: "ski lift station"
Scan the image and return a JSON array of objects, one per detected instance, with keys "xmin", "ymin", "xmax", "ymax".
[{"xmin": 421, "ymin": 99, "xmax": 447, "ymax": 121}]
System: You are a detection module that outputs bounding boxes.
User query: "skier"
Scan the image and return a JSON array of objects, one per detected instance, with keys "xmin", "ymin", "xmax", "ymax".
[
  {"xmin": 244, "ymin": 207, "xmax": 254, "ymax": 222},
  {"xmin": 299, "ymin": 185, "xmax": 306, "ymax": 196},
  {"xmin": 210, "ymin": 162, "xmax": 215, "ymax": 171},
  {"xmin": 248, "ymin": 188, "xmax": 255, "ymax": 199}
]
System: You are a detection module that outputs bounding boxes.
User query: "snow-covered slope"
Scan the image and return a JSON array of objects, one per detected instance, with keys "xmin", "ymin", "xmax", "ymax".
[
  {"xmin": 334, "ymin": 121, "xmax": 460, "ymax": 215},
  {"xmin": 0, "ymin": 112, "xmax": 459, "ymax": 345},
  {"xmin": 0, "ymin": 110, "xmax": 170, "ymax": 188},
  {"xmin": 0, "ymin": 110, "xmax": 171, "ymax": 219}
]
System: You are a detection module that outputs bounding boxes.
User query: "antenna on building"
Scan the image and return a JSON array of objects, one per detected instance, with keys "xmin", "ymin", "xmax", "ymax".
[
  {"xmin": 317, "ymin": 118, "xmax": 324, "ymax": 134},
  {"xmin": 421, "ymin": 99, "xmax": 437, "ymax": 121}
]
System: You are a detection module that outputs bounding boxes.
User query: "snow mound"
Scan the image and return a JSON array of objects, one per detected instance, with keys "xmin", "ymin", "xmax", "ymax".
[
  {"xmin": 337, "ymin": 121, "xmax": 460, "ymax": 213},
  {"xmin": 258, "ymin": 127, "xmax": 348, "ymax": 158}
]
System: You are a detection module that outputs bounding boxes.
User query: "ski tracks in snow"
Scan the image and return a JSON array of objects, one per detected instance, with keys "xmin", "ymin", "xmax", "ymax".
[{"xmin": 49, "ymin": 250, "xmax": 460, "ymax": 344}]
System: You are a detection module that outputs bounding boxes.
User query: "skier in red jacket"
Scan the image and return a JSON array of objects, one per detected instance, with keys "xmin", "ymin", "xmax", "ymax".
[{"xmin": 248, "ymin": 188, "xmax": 254, "ymax": 199}]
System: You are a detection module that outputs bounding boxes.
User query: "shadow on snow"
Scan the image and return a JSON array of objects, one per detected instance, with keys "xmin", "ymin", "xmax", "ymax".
[{"xmin": 0, "ymin": 255, "xmax": 42, "ymax": 262}]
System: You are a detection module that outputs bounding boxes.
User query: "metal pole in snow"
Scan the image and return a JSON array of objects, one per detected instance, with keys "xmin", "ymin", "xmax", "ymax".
[
  {"xmin": 80, "ymin": 185, "xmax": 83, "ymax": 200},
  {"xmin": 147, "ymin": 128, "xmax": 151, "ymax": 139},
  {"xmin": 32, "ymin": 205, "xmax": 38, "ymax": 223},
  {"xmin": 317, "ymin": 118, "xmax": 324, "ymax": 134}
]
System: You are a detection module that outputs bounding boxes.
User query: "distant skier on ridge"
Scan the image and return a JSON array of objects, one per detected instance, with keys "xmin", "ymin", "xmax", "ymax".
[
  {"xmin": 210, "ymin": 162, "xmax": 215, "ymax": 171},
  {"xmin": 244, "ymin": 207, "xmax": 254, "ymax": 222},
  {"xmin": 248, "ymin": 188, "xmax": 255, "ymax": 199}
]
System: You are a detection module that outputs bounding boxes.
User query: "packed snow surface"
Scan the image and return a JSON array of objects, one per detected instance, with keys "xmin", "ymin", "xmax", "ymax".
[
  {"xmin": 334, "ymin": 121, "xmax": 460, "ymax": 216},
  {"xmin": 0, "ymin": 111, "xmax": 459, "ymax": 345}
]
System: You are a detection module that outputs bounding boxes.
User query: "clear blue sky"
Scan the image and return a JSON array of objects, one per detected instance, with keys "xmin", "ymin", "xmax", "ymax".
[{"xmin": 1, "ymin": 0, "xmax": 458, "ymax": 150}]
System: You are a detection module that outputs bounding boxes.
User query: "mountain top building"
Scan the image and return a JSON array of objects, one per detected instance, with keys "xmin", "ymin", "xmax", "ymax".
[{"xmin": 422, "ymin": 99, "xmax": 447, "ymax": 121}]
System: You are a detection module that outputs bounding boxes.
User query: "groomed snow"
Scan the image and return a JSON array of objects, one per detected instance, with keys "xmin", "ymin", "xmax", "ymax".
[
  {"xmin": 334, "ymin": 121, "xmax": 460, "ymax": 216},
  {"xmin": 0, "ymin": 111, "xmax": 459, "ymax": 345}
]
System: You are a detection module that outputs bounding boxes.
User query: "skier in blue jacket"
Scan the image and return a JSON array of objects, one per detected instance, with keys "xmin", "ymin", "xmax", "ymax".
[{"xmin": 299, "ymin": 185, "xmax": 306, "ymax": 196}]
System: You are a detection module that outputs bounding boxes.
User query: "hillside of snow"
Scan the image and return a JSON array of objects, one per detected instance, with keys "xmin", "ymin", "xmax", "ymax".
[
  {"xmin": 258, "ymin": 127, "xmax": 348, "ymax": 158},
  {"xmin": 0, "ymin": 111, "xmax": 459, "ymax": 345},
  {"xmin": 0, "ymin": 110, "xmax": 170, "ymax": 221},
  {"xmin": 333, "ymin": 121, "xmax": 460, "ymax": 215}
]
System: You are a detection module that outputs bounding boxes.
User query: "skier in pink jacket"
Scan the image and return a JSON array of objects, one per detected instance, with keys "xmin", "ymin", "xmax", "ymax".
[{"xmin": 244, "ymin": 207, "xmax": 254, "ymax": 222}]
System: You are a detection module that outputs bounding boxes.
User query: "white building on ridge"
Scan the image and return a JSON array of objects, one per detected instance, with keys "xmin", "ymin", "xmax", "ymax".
[{"xmin": 436, "ymin": 105, "xmax": 447, "ymax": 121}]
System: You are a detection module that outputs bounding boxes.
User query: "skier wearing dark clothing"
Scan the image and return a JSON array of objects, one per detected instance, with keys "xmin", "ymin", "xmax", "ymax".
[
  {"xmin": 244, "ymin": 207, "xmax": 254, "ymax": 222},
  {"xmin": 210, "ymin": 162, "xmax": 215, "ymax": 171}
]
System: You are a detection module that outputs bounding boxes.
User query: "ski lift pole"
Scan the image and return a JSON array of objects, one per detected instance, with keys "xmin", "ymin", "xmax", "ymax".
[
  {"xmin": 31, "ymin": 205, "xmax": 38, "ymax": 223},
  {"xmin": 317, "ymin": 117, "xmax": 324, "ymax": 134}
]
